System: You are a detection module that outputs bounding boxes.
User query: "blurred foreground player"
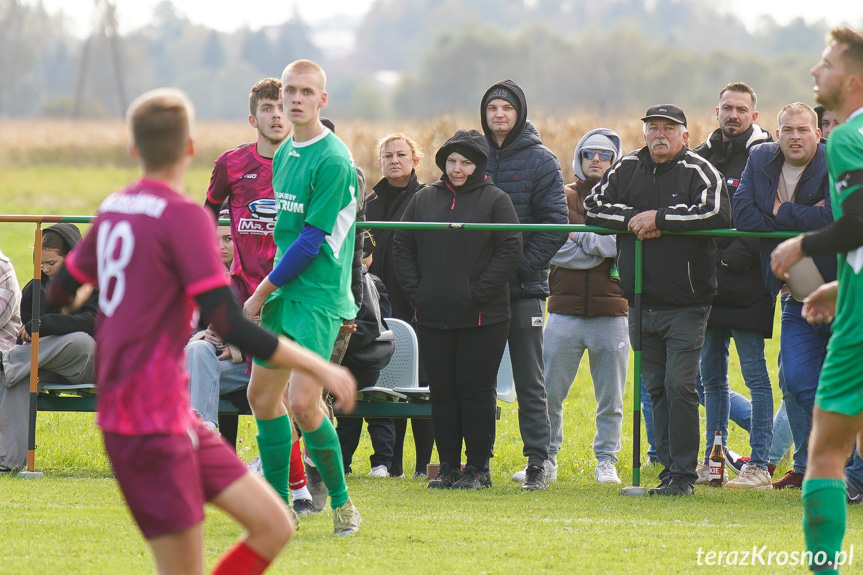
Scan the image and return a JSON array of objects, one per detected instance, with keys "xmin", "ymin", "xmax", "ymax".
[{"xmin": 47, "ymin": 88, "xmax": 356, "ymax": 575}]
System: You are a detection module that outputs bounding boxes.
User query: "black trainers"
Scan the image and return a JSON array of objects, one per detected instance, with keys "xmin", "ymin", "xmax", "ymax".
[
  {"xmin": 725, "ymin": 448, "xmax": 746, "ymax": 475},
  {"xmin": 428, "ymin": 462, "xmax": 462, "ymax": 489},
  {"xmin": 648, "ymin": 476, "xmax": 673, "ymax": 495},
  {"xmin": 520, "ymin": 464, "xmax": 548, "ymax": 491},
  {"xmin": 650, "ymin": 479, "xmax": 694, "ymax": 496},
  {"xmin": 452, "ymin": 465, "xmax": 492, "ymax": 489},
  {"xmin": 292, "ymin": 498, "xmax": 316, "ymax": 517}
]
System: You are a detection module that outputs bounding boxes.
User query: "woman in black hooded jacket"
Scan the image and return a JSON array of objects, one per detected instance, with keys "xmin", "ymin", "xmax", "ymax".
[{"xmin": 393, "ymin": 129, "xmax": 522, "ymax": 489}]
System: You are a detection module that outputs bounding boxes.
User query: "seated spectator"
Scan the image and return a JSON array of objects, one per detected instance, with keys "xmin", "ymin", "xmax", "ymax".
[
  {"xmin": 336, "ymin": 256, "xmax": 396, "ymax": 477},
  {"xmin": 185, "ymin": 213, "xmax": 247, "ymax": 432},
  {"xmin": 0, "ymin": 224, "xmax": 97, "ymax": 472},
  {"xmin": 393, "ymin": 129, "xmax": 522, "ymax": 490},
  {"xmin": 0, "ymin": 248, "xmax": 21, "ymax": 352}
]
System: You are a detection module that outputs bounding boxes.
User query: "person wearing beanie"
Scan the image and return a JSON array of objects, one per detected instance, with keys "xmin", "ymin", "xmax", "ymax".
[
  {"xmin": 585, "ymin": 104, "xmax": 731, "ymax": 496},
  {"xmin": 393, "ymin": 129, "xmax": 522, "ymax": 490},
  {"xmin": 0, "ymin": 223, "xmax": 98, "ymax": 472},
  {"xmin": 480, "ymin": 79, "xmax": 567, "ymax": 492},
  {"xmin": 543, "ymin": 128, "xmax": 629, "ymax": 486}
]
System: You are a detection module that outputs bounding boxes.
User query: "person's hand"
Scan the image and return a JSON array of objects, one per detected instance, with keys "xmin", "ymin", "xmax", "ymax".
[
  {"xmin": 17, "ymin": 324, "xmax": 31, "ymax": 342},
  {"xmin": 770, "ymin": 235, "xmax": 804, "ymax": 279},
  {"xmin": 773, "ymin": 195, "xmax": 782, "ymax": 216},
  {"xmin": 802, "ymin": 281, "xmax": 838, "ymax": 324},
  {"xmin": 628, "ymin": 210, "xmax": 660, "ymax": 241},
  {"xmin": 315, "ymin": 361, "xmax": 356, "ymax": 414},
  {"xmin": 339, "ymin": 323, "xmax": 357, "ymax": 335},
  {"xmin": 243, "ymin": 291, "xmax": 266, "ymax": 322},
  {"xmin": 202, "ymin": 328, "xmax": 223, "ymax": 347}
]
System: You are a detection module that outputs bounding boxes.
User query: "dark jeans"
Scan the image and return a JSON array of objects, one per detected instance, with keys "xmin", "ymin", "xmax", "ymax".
[
  {"xmin": 632, "ymin": 305, "xmax": 709, "ymax": 486},
  {"xmin": 418, "ymin": 321, "xmax": 509, "ymax": 471}
]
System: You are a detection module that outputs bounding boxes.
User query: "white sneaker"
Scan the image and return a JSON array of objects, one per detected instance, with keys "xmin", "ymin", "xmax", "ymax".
[
  {"xmin": 511, "ymin": 467, "xmax": 527, "ymax": 482},
  {"xmin": 695, "ymin": 461, "xmax": 710, "ymax": 485},
  {"xmin": 594, "ymin": 460, "xmax": 621, "ymax": 484},
  {"xmin": 246, "ymin": 456, "xmax": 263, "ymax": 476},
  {"xmin": 725, "ymin": 465, "xmax": 772, "ymax": 489},
  {"xmin": 513, "ymin": 460, "xmax": 557, "ymax": 483},
  {"xmin": 544, "ymin": 460, "xmax": 558, "ymax": 483},
  {"xmin": 367, "ymin": 465, "xmax": 389, "ymax": 478}
]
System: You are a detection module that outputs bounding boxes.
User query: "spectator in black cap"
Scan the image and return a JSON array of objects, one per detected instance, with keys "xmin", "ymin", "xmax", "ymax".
[{"xmin": 585, "ymin": 104, "xmax": 731, "ymax": 496}]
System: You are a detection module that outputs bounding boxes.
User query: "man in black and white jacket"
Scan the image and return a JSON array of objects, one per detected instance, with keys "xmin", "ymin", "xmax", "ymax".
[{"xmin": 585, "ymin": 104, "xmax": 730, "ymax": 496}]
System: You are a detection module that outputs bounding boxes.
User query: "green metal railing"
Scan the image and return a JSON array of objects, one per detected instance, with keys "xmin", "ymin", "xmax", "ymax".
[{"xmin": 1, "ymin": 214, "xmax": 801, "ymax": 483}]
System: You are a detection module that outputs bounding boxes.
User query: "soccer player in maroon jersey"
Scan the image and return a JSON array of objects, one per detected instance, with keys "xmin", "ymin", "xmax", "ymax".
[
  {"xmin": 203, "ymin": 78, "xmax": 317, "ymax": 516},
  {"xmin": 48, "ymin": 88, "xmax": 356, "ymax": 575}
]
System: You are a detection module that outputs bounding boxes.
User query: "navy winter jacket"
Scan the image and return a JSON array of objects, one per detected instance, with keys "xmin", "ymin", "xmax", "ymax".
[
  {"xmin": 732, "ymin": 141, "xmax": 835, "ymax": 297},
  {"xmin": 481, "ymin": 80, "xmax": 567, "ymax": 300}
]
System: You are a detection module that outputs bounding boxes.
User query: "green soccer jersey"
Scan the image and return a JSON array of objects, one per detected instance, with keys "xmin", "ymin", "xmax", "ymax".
[
  {"xmin": 270, "ymin": 129, "xmax": 359, "ymax": 319},
  {"xmin": 825, "ymin": 110, "xmax": 863, "ymax": 349}
]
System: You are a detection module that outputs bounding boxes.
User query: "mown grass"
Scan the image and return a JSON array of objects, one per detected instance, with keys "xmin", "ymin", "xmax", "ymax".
[{"xmin": 1, "ymin": 145, "xmax": 855, "ymax": 574}]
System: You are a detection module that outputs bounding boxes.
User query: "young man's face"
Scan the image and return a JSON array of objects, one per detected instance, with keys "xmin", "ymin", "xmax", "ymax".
[
  {"xmin": 485, "ymin": 99, "xmax": 518, "ymax": 139},
  {"xmin": 249, "ymin": 98, "xmax": 288, "ymax": 146},
  {"xmin": 821, "ymin": 109, "xmax": 840, "ymax": 138},
  {"xmin": 776, "ymin": 110, "xmax": 821, "ymax": 168},
  {"xmin": 716, "ymin": 90, "xmax": 757, "ymax": 139},
  {"xmin": 580, "ymin": 149, "xmax": 613, "ymax": 183},
  {"xmin": 811, "ymin": 41, "xmax": 849, "ymax": 112},
  {"xmin": 281, "ymin": 71, "xmax": 327, "ymax": 128}
]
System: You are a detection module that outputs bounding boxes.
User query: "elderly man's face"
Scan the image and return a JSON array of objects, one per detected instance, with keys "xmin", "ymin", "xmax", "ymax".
[
  {"xmin": 643, "ymin": 119, "xmax": 689, "ymax": 163},
  {"xmin": 776, "ymin": 109, "xmax": 821, "ymax": 168}
]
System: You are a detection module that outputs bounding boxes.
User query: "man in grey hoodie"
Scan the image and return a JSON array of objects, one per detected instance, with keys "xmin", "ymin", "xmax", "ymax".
[{"xmin": 544, "ymin": 129, "xmax": 629, "ymax": 485}]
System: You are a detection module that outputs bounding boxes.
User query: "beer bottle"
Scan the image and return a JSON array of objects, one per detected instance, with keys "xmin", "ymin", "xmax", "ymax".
[{"xmin": 709, "ymin": 431, "xmax": 725, "ymax": 486}]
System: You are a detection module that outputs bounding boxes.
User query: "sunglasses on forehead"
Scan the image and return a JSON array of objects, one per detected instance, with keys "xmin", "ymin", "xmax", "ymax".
[{"xmin": 580, "ymin": 149, "xmax": 614, "ymax": 161}]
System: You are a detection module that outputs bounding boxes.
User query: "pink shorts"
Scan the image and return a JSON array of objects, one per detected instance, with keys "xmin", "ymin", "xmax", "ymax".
[{"xmin": 103, "ymin": 419, "xmax": 247, "ymax": 539}]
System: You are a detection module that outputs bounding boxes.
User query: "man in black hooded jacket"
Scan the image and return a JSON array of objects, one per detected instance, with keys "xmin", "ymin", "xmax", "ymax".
[{"xmin": 480, "ymin": 79, "xmax": 567, "ymax": 491}]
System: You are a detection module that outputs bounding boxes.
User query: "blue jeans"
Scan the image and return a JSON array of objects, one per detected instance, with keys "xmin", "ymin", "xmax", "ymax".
[
  {"xmin": 185, "ymin": 340, "xmax": 249, "ymax": 427},
  {"xmin": 641, "ymin": 378, "xmax": 656, "ymax": 461},
  {"xmin": 778, "ymin": 352, "xmax": 811, "ymax": 473},
  {"xmin": 696, "ymin": 375, "xmax": 752, "ymax": 434},
  {"xmin": 699, "ymin": 327, "xmax": 773, "ymax": 469},
  {"xmin": 780, "ymin": 298, "xmax": 830, "ymax": 414},
  {"xmin": 768, "ymin": 401, "xmax": 794, "ymax": 467}
]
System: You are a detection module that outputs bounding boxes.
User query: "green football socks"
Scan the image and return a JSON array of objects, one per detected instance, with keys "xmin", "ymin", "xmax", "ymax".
[
  {"xmin": 302, "ymin": 417, "xmax": 349, "ymax": 509},
  {"xmin": 255, "ymin": 415, "xmax": 293, "ymax": 505},
  {"xmin": 802, "ymin": 478, "xmax": 847, "ymax": 574}
]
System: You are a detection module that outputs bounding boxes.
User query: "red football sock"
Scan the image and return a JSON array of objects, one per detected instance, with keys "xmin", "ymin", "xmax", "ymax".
[
  {"xmin": 212, "ymin": 542, "xmax": 271, "ymax": 575},
  {"xmin": 289, "ymin": 439, "xmax": 306, "ymax": 490}
]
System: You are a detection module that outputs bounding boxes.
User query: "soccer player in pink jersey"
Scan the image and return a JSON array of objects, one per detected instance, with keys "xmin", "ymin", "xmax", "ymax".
[{"xmin": 48, "ymin": 88, "xmax": 356, "ymax": 575}]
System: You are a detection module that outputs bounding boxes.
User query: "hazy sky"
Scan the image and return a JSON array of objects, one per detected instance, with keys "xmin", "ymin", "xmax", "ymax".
[{"xmin": 31, "ymin": 0, "xmax": 863, "ymax": 37}]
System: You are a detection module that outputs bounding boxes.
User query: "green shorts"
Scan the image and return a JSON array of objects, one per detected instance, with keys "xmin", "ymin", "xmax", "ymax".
[
  {"xmin": 816, "ymin": 343, "xmax": 863, "ymax": 417},
  {"xmin": 255, "ymin": 298, "xmax": 341, "ymax": 365}
]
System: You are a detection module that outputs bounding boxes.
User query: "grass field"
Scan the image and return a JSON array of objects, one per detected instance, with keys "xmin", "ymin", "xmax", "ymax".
[{"xmin": 0, "ymin": 129, "xmax": 858, "ymax": 574}]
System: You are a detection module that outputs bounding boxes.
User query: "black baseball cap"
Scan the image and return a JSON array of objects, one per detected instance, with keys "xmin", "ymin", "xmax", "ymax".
[{"xmin": 641, "ymin": 104, "xmax": 687, "ymax": 127}]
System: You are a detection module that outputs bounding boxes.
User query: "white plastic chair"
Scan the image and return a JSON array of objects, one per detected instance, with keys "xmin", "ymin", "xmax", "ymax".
[{"xmin": 496, "ymin": 343, "xmax": 517, "ymax": 403}]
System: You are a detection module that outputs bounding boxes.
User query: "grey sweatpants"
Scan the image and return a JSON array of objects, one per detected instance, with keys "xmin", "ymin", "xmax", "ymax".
[
  {"xmin": 0, "ymin": 333, "xmax": 95, "ymax": 470},
  {"xmin": 508, "ymin": 298, "xmax": 551, "ymax": 467},
  {"xmin": 544, "ymin": 313, "xmax": 629, "ymax": 465}
]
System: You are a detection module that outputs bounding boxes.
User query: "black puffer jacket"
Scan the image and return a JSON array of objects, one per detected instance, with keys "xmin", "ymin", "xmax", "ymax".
[
  {"xmin": 19, "ymin": 223, "xmax": 98, "ymax": 341},
  {"xmin": 366, "ymin": 171, "xmax": 425, "ymax": 321},
  {"xmin": 693, "ymin": 124, "xmax": 775, "ymax": 337},
  {"xmin": 584, "ymin": 146, "xmax": 731, "ymax": 308},
  {"xmin": 480, "ymin": 80, "xmax": 567, "ymax": 300},
  {"xmin": 393, "ymin": 129, "xmax": 522, "ymax": 329}
]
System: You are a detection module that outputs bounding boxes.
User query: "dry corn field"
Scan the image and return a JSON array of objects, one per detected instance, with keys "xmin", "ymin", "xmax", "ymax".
[{"xmin": 0, "ymin": 113, "xmax": 748, "ymax": 187}]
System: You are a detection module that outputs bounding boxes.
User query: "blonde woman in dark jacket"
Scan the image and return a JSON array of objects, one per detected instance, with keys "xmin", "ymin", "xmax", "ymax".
[{"xmin": 393, "ymin": 129, "xmax": 522, "ymax": 489}]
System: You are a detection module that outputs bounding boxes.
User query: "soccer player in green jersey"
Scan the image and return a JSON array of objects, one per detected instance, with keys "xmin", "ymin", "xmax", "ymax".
[
  {"xmin": 243, "ymin": 60, "xmax": 361, "ymax": 536},
  {"xmin": 771, "ymin": 27, "xmax": 863, "ymax": 575}
]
